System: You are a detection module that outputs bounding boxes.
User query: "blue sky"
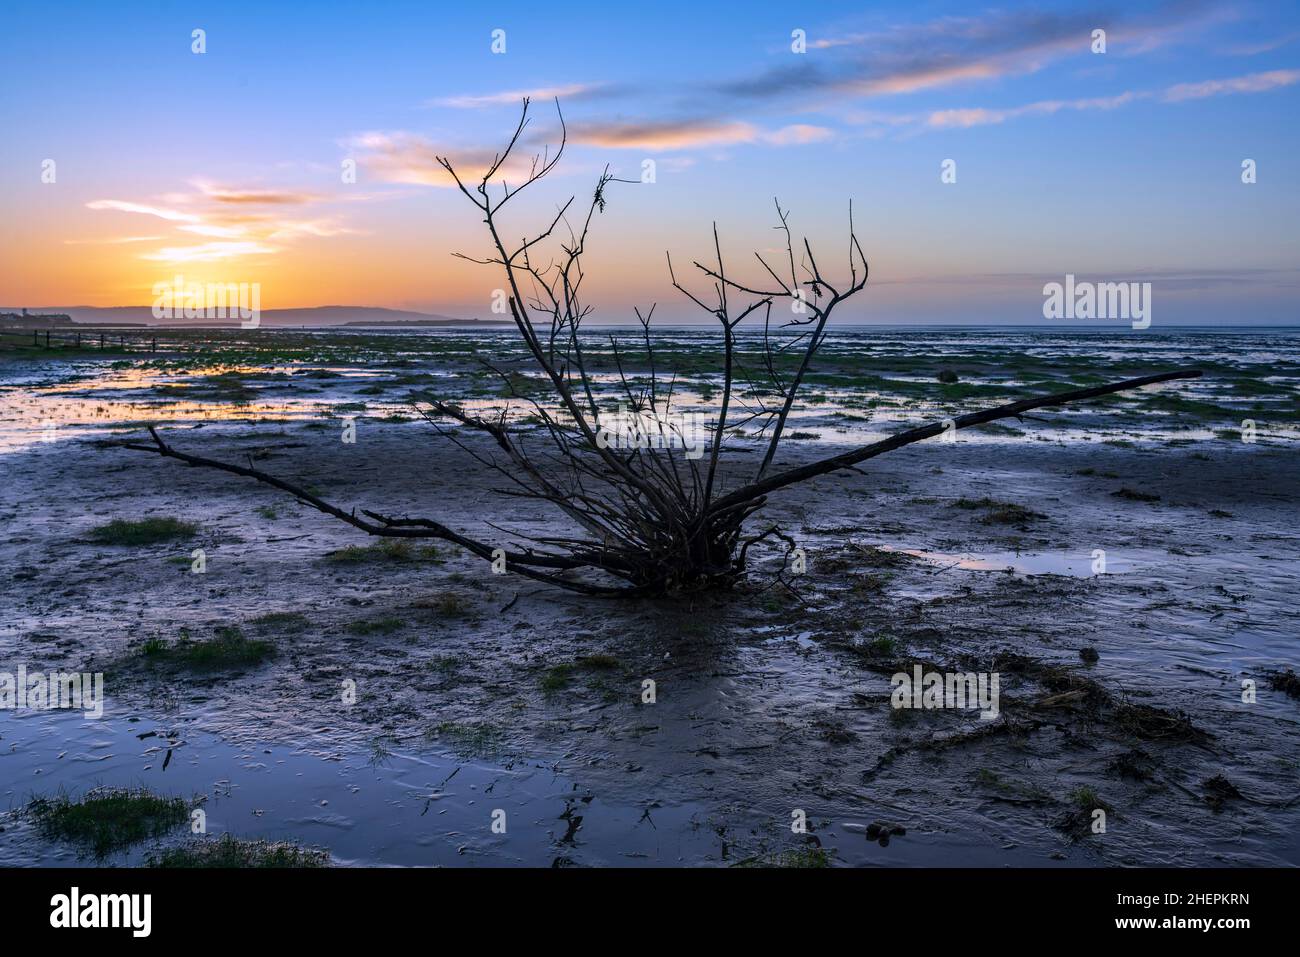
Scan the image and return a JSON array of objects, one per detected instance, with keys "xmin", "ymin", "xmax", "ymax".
[{"xmin": 1, "ymin": 0, "xmax": 1297, "ymax": 324}]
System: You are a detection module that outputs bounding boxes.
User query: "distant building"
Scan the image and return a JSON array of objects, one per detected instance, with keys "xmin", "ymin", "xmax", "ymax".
[{"xmin": 0, "ymin": 308, "xmax": 74, "ymax": 326}]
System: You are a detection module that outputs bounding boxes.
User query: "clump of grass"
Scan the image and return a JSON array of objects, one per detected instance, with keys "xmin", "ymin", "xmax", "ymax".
[
  {"xmin": 864, "ymin": 634, "xmax": 897, "ymax": 656},
  {"xmin": 1071, "ymin": 786, "xmax": 1106, "ymax": 810},
  {"xmin": 428, "ymin": 721, "xmax": 505, "ymax": 757},
  {"xmin": 254, "ymin": 504, "xmax": 279, "ymax": 520},
  {"xmin": 937, "ymin": 369, "xmax": 960, "ymax": 384},
  {"xmin": 29, "ymin": 788, "xmax": 190, "ymax": 856},
  {"xmin": 141, "ymin": 626, "xmax": 274, "ymax": 668},
  {"xmin": 251, "ymin": 611, "xmax": 310, "ymax": 632},
  {"xmin": 860, "ymin": 545, "xmax": 917, "ymax": 569},
  {"xmin": 428, "ymin": 655, "xmax": 465, "ymax": 675},
  {"xmin": 140, "ymin": 636, "xmax": 169, "ymax": 656},
  {"xmin": 148, "ymin": 833, "xmax": 329, "ymax": 868},
  {"xmin": 577, "ymin": 654, "xmax": 620, "ymax": 670},
  {"xmin": 1112, "ymin": 487, "xmax": 1161, "ymax": 503},
  {"xmin": 1266, "ymin": 669, "xmax": 1300, "ymax": 700},
  {"xmin": 953, "ymin": 497, "xmax": 1045, "ymax": 525},
  {"xmin": 785, "ymin": 431, "xmax": 821, "ymax": 440},
  {"xmin": 540, "ymin": 663, "xmax": 576, "ymax": 694},
  {"xmin": 975, "ymin": 768, "xmax": 1003, "ymax": 788},
  {"xmin": 89, "ymin": 517, "xmax": 197, "ymax": 546},
  {"xmin": 325, "ymin": 539, "xmax": 437, "ymax": 564},
  {"xmin": 413, "ymin": 592, "xmax": 471, "ymax": 617},
  {"xmin": 345, "ymin": 616, "xmax": 403, "ymax": 636},
  {"xmin": 851, "ymin": 572, "xmax": 891, "ymax": 595},
  {"xmin": 743, "ymin": 846, "xmax": 833, "ymax": 868}
]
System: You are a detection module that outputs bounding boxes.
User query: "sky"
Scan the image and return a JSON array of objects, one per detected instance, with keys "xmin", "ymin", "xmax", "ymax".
[{"xmin": 1, "ymin": 0, "xmax": 1298, "ymax": 325}]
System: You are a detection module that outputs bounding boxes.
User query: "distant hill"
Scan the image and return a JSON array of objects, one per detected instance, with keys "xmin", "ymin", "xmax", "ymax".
[{"xmin": 7, "ymin": 305, "xmax": 511, "ymax": 328}]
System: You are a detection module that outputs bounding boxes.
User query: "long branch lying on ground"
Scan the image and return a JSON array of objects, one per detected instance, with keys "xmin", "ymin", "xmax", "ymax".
[{"xmin": 120, "ymin": 369, "xmax": 1201, "ymax": 595}]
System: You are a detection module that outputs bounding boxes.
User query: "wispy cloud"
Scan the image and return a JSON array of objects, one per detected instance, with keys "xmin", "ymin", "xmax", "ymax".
[
  {"xmin": 177, "ymin": 223, "xmax": 250, "ymax": 239},
  {"xmin": 86, "ymin": 180, "xmax": 353, "ymax": 263},
  {"xmin": 346, "ymin": 131, "xmax": 501, "ymax": 185},
  {"xmin": 762, "ymin": 124, "xmax": 835, "ymax": 145},
  {"xmin": 1163, "ymin": 68, "xmax": 1300, "ymax": 101},
  {"xmin": 928, "ymin": 92, "xmax": 1140, "ymax": 128},
  {"xmin": 1224, "ymin": 33, "xmax": 1298, "ymax": 56},
  {"xmin": 140, "ymin": 241, "xmax": 280, "ymax": 263},
  {"xmin": 85, "ymin": 200, "xmax": 199, "ymax": 223},
  {"xmin": 924, "ymin": 69, "xmax": 1300, "ymax": 130},
  {"xmin": 194, "ymin": 184, "xmax": 320, "ymax": 205},
  {"xmin": 432, "ymin": 83, "xmax": 615, "ymax": 109},
  {"xmin": 63, "ymin": 235, "xmax": 163, "ymax": 245},
  {"xmin": 739, "ymin": 11, "xmax": 1095, "ymax": 97},
  {"xmin": 568, "ymin": 118, "xmax": 758, "ymax": 150},
  {"xmin": 720, "ymin": 4, "xmax": 1216, "ymax": 102},
  {"xmin": 566, "ymin": 118, "xmax": 834, "ymax": 150}
]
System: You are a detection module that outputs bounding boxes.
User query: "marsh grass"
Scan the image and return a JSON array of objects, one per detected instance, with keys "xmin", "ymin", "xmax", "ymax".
[
  {"xmin": 1112, "ymin": 487, "xmax": 1161, "ymax": 503},
  {"xmin": 90, "ymin": 517, "xmax": 197, "ymax": 546},
  {"xmin": 865, "ymin": 633, "xmax": 898, "ymax": 656},
  {"xmin": 738, "ymin": 846, "xmax": 833, "ymax": 868},
  {"xmin": 953, "ymin": 497, "xmax": 1045, "ymax": 525},
  {"xmin": 29, "ymin": 787, "xmax": 190, "ymax": 856},
  {"xmin": 345, "ymin": 616, "xmax": 403, "ymax": 635},
  {"xmin": 324, "ymin": 539, "xmax": 438, "ymax": 564},
  {"xmin": 410, "ymin": 591, "xmax": 473, "ymax": 616},
  {"xmin": 250, "ymin": 611, "xmax": 310, "ymax": 633},
  {"xmin": 540, "ymin": 663, "xmax": 576, "ymax": 694},
  {"xmin": 428, "ymin": 721, "xmax": 505, "ymax": 757},
  {"xmin": 148, "ymin": 833, "xmax": 329, "ymax": 868},
  {"xmin": 141, "ymin": 626, "xmax": 274, "ymax": 668},
  {"xmin": 541, "ymin": 655, "xmax": 623, "ymax": 696}
]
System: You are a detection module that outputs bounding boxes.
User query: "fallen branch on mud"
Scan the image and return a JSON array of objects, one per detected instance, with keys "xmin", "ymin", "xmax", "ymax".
[
  {"xmin": 120, "ymin": 368, "xmax": 1199, "ymax": 595},
  {"xmin": 117, "ymin": 426, "xmax": 633, "ymax": 596}
]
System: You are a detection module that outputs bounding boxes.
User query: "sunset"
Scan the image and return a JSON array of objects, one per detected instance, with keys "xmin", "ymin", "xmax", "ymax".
[
  {"xmin": 1, "ymin": 0, "xmax": 1295, "ymax": 940},
  {"xmin": 4, "ymin": 1, "xmax": 1299, "ymax": 322}
]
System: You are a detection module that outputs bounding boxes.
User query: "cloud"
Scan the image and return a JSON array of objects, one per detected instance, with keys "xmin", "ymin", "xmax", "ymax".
[
  {"xmin": 87, "ymin": 178, "xmax": 356, "ymax": 264},
  {"xmin": 722, "ymin": 10, "xmax": 1097, "ymax": 100},
  {"xmin": 432, "ymin": 83, "xmax": 615, "ymax": 109},
  {"xmin": 345, "ymin": 131, "xmax": 507, "ymax": 185},
  {"xmin": 63, "ymin": 235, "xmax": 163, "ymax": 245},
  {"xmin": 177, "ymin": 223, "xmax": 250, "ymax": 238},
  {"xmin": 923, "ymin": 68, "xmax": 1300, "ymax": 131},
  {"xmin": 266, "ymin": 218, "xmax": 357, "ymax": 240},
  {"xmin": 139, "ymin": 241, "xmax": 279, "ymax": 263},
  {"xmin": 720, "ymin": 3, "xmax": 1219, "ymax": 102},
  {"xmin": 192, "ymin": 181, "xmax": 319, "ymax": 205},
  {"xmin": 927, "ymin": 92, "xmax": 1141, "ymax": 128},
  {"xmin": 1163, "ymin": 69, "xmax": 1300, "ymax": 101},
  {"xmin": 762, "ymin": 124, "xmax": 834, "ymax": 145},
  {"xmin": 567, "ymin": 118, "xmax": 758, "ymax": 150},
  {"xmin": 85, "ymin": 200, "xmax": 199, "ymax": 223},
  {"xmin": 563, "ymin": 118, "xmax": 837, "ymax": 150},
  {"xmin": 1224, "ymin": 33, "xmax": 1298, "ymax": 56}
]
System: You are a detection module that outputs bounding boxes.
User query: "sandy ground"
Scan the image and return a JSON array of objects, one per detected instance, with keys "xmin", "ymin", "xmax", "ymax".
[{"xmin": 3, "ymin": 403, "xmax": 1298, "ymax": 866}]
